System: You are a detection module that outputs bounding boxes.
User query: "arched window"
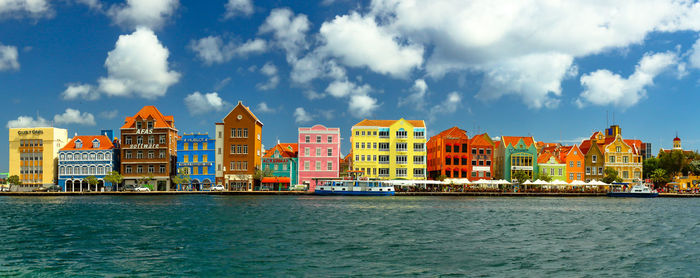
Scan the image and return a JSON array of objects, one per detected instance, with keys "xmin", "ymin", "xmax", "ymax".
[
  {"xmin": 82, "ymin": 166, "xmax": 88, "ymax": 175},
  {"xmin": 98, "ymin": 153, "xmax": 104, "ymax": 160},
  {"xmin": 105, "ymin": 166, "xmax": 111, "ymax": 174},
  {"xmin": 67, "ymin": 166, "xmax": 73, "ymax": 175},
  {"xmin": 60, "ymin": 153, "xmax": 65, "ymax": 160},
  {"xmin": 60, "ymin": 166, "xmax": 65, "ymax": 175},
  {"xmin": 82, "ymin": 153, "xmax": 88, "ymax": 160},
  {"xmin": 75, "ymin": 139, "xmax": 82, "ymax": 149},
  {"xmin": 90, "ymin": 153, "xmax": 96, "ymax": 160},
  {"xmin": 89, "ymin": 166, "xmax": 96, "ymax": 175}
]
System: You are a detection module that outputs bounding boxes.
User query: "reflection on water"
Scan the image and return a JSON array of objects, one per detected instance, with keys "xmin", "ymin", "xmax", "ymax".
[{"xmin": 0, "ymin": 196, "xmax": 697, "ymax": 277}]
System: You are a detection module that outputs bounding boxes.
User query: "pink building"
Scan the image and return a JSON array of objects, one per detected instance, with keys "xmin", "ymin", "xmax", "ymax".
[{"xmin": 298, "ymin": 125, "xmax": 341, "ymax": 190}]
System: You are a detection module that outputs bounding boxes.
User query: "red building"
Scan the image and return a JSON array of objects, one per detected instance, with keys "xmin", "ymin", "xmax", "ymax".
[
  {"xmin": 427, "ymin": 127, "xmax": 470, "ymax": 179},
  {"xmin": 469, "ymin": 133, "xmax": 496, "ymax": 180}
]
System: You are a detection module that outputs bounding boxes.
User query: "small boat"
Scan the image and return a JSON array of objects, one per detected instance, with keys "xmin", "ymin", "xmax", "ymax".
[
  {"xmin": 314, "ymin": 171, "xmax": 394, "ymax": 196},
  {"xmin": 607, "ymin": 182, "xmax": 659, "ymax": 198}
]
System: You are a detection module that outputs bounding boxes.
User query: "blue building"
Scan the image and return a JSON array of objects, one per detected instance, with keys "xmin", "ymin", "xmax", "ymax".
[
  {"xmin": 58, "ymin": 133, "xmax": 119, "ymax": 191},
  {"xmin": 177, "ymin": 133, "xmax": 215, "ymax": 190}
]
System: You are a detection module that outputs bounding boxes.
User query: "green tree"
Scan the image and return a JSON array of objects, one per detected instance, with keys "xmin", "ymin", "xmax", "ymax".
[
  {"xmin": 172, "ymin": 168, "xmax": 191, "ymax": 191},
  {"xmin": 650, "ymin": 168, "xmax": 669, "ymax": 188},
  {"xmin": 104, "ymin": 171, "xmax": 123, "ymax": 191},
  {"xmin": 435, "ymin": 174, "xmax": 447, "ymax": 182},
  {"xmin": 7, "ymin": 175, "xmax": 21, "ymax": 192},
  {"xmin": 138, "ymin": 175, "xmax": 155, "ymax": 190},
  {"xmin": 84, "ymin": 176, "xmax": 99, "ymax": 191},
  {"xmin": 539, "ymin": 171, "xmax": 553, "ymax": 182},
  {"xmin": 603, "ymin": 167, "xmax": 621, "ymax": 184},
  {"xmin": 643, "ymin": 157, "xmax": 660, "ymax": 179},
  {"xmin": 511, "ymin": 170, "xmax": 531, "ymax": 184},
  {"xmin": 253, "ymin": 168, "xmax": 274, "ymax": 182},
  {"xmin": 658, "ymin": 150, "xmax": 687, "ymax": 177}
]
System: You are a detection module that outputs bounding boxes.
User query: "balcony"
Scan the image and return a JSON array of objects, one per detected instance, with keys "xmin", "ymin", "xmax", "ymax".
[
  {"xmin": 397, "ymin": 161, "xmax": 407, "ymax": 165},
  {"xmin": 379, "ymin": 148, "xmax": 390, "ymax": 152}
]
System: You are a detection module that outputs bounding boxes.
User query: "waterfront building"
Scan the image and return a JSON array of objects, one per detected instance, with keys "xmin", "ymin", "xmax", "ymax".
[
  {"xmin": 8, "ymin": 127, "xmax": 68, "ymax": 191},
  {"xmin": 641, "ymin": 142, "xmax": 653, "ymax": 160},
  {"xmin": 580, "ymin": 132, "xmax": 605, "ymax": 182},
  {"xmin": 494, "ymin": 136, "xmax": 538, "ymax": 181},
  {"xmin": 427, "ymin": 127, "xmax": 469, "ymax": 180},
  {"xmin": 469, "ymin": 133, "xmax": 496, "ymax": 180},
  {"xmin": 602, "ymin": 125, "xmax": 643, "ymax": 183},
  {"xmin": 658, "ymin": 135, "xmax": 694, "ymax": 156},
  {"xmin": 176, "ymin": 133, "xmax": 215, "ymax": 191},
  {"xmin": 537, "ymin": 152, "xmax": 566, "ymax": 181},
  {"xmin": 339, "ymin": 152, "xmax": 352, "ymax": 178},
  {"xmin": 559, "ymin": 145, "xmax": 585, "ymax": 182},
  {"xmin": 350, "ymin": 119, "xmax": 427, "ymax": 180},
  {"xmin": 215, "ymin": 101, "xmax": 263, "ymax": 191},
  {"xmin": 298, "ymin": 125, "xmax": 341, "ymax": 189},
  {"xmin": 120, "ymin": 106, "xmax": 178, "ymax": 190},
  {"xmin": 262, "ymin": 143, "xmax": 298, "ymax": 190},
  {"xmin": 58, "ymin": 134, "xmax": 118, "ymax": 192}
]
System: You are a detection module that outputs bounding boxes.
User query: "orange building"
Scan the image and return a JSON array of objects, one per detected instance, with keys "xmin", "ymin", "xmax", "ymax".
[
  {"xmin": 215, "ymin": 101, "xmax": 263, "ymax": 191},
  {"xmin": 427, "ymin": 127, "xmax": 469, "ymax": 179},
  {"xmin": 120, "ymin": 106, "xmax": 178, "ymax": 190},
  {"xmin": 559, "ymin": 145, "xmax": 585, "ymax": 182}
]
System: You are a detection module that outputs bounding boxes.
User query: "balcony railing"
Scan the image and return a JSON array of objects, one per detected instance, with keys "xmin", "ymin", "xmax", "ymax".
[
  {"xmin": 396, "ymin": 148, "xmax": 408, "ymax": 152},
  {"xmin": 378, "ymin": 173, "xmax": 390, "ymax": 177},
  {"xmin": 413, "ymin": 173, "xmax": 425, "ymax": 177},
  {"xmin": 379, "ymin": 161, "xmax": 390, "ymax": 164}
]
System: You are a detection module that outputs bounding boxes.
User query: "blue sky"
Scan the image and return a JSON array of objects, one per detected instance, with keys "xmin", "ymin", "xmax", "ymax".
[{"xmin": 1, "ymin": 0, "xmax": 700, "ymax": 171}]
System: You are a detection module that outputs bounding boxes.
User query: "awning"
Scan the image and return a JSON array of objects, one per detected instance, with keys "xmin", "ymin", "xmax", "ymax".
[{"xmin": 261, "ymin": 177, "xmax": 291, "ymax": 183}]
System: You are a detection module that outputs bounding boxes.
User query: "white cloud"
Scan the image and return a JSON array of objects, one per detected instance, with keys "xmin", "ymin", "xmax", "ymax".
[
  {"xmin": 398, "ymin": 78, "xmax": 428, "ymax": 109},
  {"xmin": 0, "ymin": 43, "xmax": 19, "ymax": 71},
  {"xmin": 290, "ymin": 52, "xmax": 346, "ymax": 84},
  {"xmin": 53, "ymin": 108, "xmax": 96, "ymax": 126},
  {"xmin": 259, "ymin": 8, "xmax": 310, "ymax": 61},
  {"xmin": 319, "ymin": 12, "xmax": 423, "ymax": 78},
  {"xmin": 189, "ymin": 36, "xmax": 266, "ymax": 65},
  {"xmin": 184, "ymin": 91, "xmax": 228, "ymax": 115},
  {"xmin": 97, "ymin": 27, "xmax": 180, "ymax": 99},
  {"xmin": 61, "ymin": 83, "xmax": 99, "ymax": 101},
  {"xmin": 0, "ymin": 0, "xmax": 51, "ymax": 18},
  {"xmin": 256, "ymin": 102, "xmax": 275, "ymax": 113},
  {"xmin": 107, "ymin": 0, "xmax": 178, "ymax": 30},
  {"xmin": 99, "ymin": 109, "xmax": 119, "ymax": 119},
  {"xmin": 325, "ymin": 79, "xmax": 371, "ymax": 98},
  {"xmin": 303, "ymin": 90, "xmax": 325, "ymax": 100},
  {"xmin": 577, "ymin": 51, "xmax": 677, "ymax": 108},
  {"xmin": 293, "ymin": 107, "xmax": 313, "ymax": 123},
  {"xmin": 224, "ymin": 0, "xmax": 253, "ymax": 19},
  {"xmin": 256, "ymin": 62, "xmax": 279, "ymax": 90},
  {"xmin": 348, "ymin": 94, "xmax": 379, "ymax": 118},
  {"xmin": 689, "ymin": 37, "xmax": 700, "ymax": 69},
  {"xmin": 429, "ymin": 91, "xmax": 461, "ymax": 121},
  {"xmin": 6, "ymin": 116, "xmax": 49, "ymax": 128},
  {"xmin": 75, "ymin": 0, "xmax": 102, "ymax": 10}
]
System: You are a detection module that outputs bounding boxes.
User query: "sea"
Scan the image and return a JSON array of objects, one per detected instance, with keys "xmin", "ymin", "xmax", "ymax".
[{"xmin": 0, "ymin": 195, "xmax": 698, "ymax": 277}]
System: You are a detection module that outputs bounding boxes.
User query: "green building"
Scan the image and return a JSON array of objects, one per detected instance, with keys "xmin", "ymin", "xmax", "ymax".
[
  {"xmin": 537, "ymin": 153, "xmax": 566, "ymax": 182},
  {"xmin": 495, "ymin": 136, "xmax": 539, "ymax": 181},
  {"xmin": 261, "ymin": 143, "xmax": 298, "ymax": 190}
]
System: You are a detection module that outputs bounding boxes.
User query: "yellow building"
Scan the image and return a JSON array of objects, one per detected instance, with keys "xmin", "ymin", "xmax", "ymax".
[
  {"xmin": 351, "ymin": 119, "xmax": 427, "ymax": 180},
  {"xmin": 8, "ymin": 127, "xmax": 68, "ymax": 191},
  {"xmin": 601, "ymin": 125, "xmax": 643, "ymax": 183}
]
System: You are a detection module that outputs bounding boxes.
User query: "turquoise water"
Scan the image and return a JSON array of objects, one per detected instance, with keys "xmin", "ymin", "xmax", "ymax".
[{"xmin": 0, "ymin": 196, "xmax": 698, "ymax": 277}]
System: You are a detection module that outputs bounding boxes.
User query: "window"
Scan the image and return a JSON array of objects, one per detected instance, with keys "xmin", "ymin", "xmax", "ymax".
[
  {"xmin": 147, "ymin": 121, "xmax": 154, "ymax": 129},
  {"xmin": 361, "ymin": 131, "xmax": 365, "ymax": 136},
  {"xmin": 136, "ymin": 151, "xmax": 143, "ymax": 159},
  {"xmin": 241, "ymin": 161, "xmax": 247, "ymax": 170},
  {"xmin": 577, "ymin": 173, "xmax": 581, "ymax": 180},
  {"xmin": 160, "ymin": 151, "xmax": 165, "ymax": 159},
  {"xmin": 316, "ymin": 136, "xmax": 322, "ymax": 143},
  {"xmin": 92, "ymin": 140, "xmax": 100, "ymax": 148},
  {"xmin": 148, "ymin": 151, "xmax": 155, "ymax": 159},
  {"xmin": 327, "ymin": 161, "xmax": 333, "ymax": 170},
  {"xmin": 609, "ymin": 156, "xmax": 615, "ymax": 163},
  {"xmin": 125, "ymin": 136, "xmax": 132, "ymax": 144},
  {"xmin": 160, "ymin": 165, "xmax": 166, "ymax": 173},
  {"xmin": 622, "ymin": 171, "xmax": 629, "ymax": 179},
  {"xmin": 361, "ymin": 142, "xmax": 365, "ymax": 149},
  {"xmin": 592, "ymin": 155, "xmax": 597, "ymax": 163},
  {"xmin": 160, "ymin": 136, "xmax": 166, "ymax": 144},
  {"xmin": 577, "ymin": 161, "xmax": 581, "ymax": 167},
  {"xmin": 396, "ymin": 130, "xmax": 408, "ymax": 138},
  {"xmin": 446, "ymin": 145, "xmax": 452, "ymax": 152},
  {"xmin": 373, "ymin": 155, "xmax": 377, "ymax": 161},
  {"xmin": 125, "ymin": 151, "xmax": 132, "ymax": 159},
  {"xmin": 379, "ymin": 155, "xmax": 389, "ymax": 163},
  {"xmin": 355, "ymin": 155, "xmax": 359, "ymax": 161},
  {"xmin": 148, "ymin": 136, "xmax": 154, "ymax": 144},
  {"xmin": 396, "ymin": 168, "xmax": 407, "ymax": 177},
  {"xmin": 616, "ymin": 146, "xmax": 621, "ymax": 153},
  {"xmin": 623, "ymin": 156, "xmax": 629, "ymax": 163},
  {"xmin": 237, "ymin": 145, "xmax": 242, "ymax": 154},
  {"xmin": 479, "ymin": 149, "xmax": 484, "ymax": 155},
  {"xmin": 305, "ymin": 147, "xmax": 310, "ymax": 156},
  {"xmin": 558, "ymin": 168, "xmax": 563, "ymax": 176},
  {"xmin": 75, "ymin": 140, "xmax": 83, "ymax": 149},
  {"xmin": 98, "ymin": 153, "xmax": 104, "ymax": 160},
  {"xmin": 472, "ymin": 148, "xmax": 477, "ymax": 155},
  {"xmin": 598, "ymin": 167, "xmax": 603, "ymax": 175},
  {"xmin": 446, "ymin": 157, "xmax": 451, "ymax": 165},
  {"xmin": 414, "ymin": 156, "xmax": 425, "ymax": 164},
  {"xmin": 355, "ymin": 131, "xmax": 359, "ymax": 136},
  {"xmin": 230, "ymin": 162, "xmax": 235, "ymax": 170},
  {"xmin": 413, "ymin": 168, "xmax": 425, "ymax": 176},
  {"xmin": 355, "ymin": 142, "xmax": 359, "ymax": 149},
  {"xmin": 316, "ymin": 161, "xmax": 321, "ymax": 170},
  {"xmin": 327, "ymin": 148, "xmax": 333, "ymax": 157},
  {"xmin": 327, "ymin": 136, "xmax": 333, "ymax": 143},
  {"xmin": 569, "ymin": 161, "xmax": 574, "ymax": 167},
  {"xmin": 486, "ymin": 149, "xmax": 491, "ymax": 155},
  {"xmin": 137, "ymin": 165, "xmax": 143, "ymax": 173},
  {"xmin": 136, "ymin": 122, "xmax": 142, "ymax": 129},
  {"xmin": 316, "ymin": 148, "xmax": 321, "ymax": 156},
  {"xmin": 125, "ymin": 166, "xmax": 132, "ymax": 174},
  {"xmin": 396, "ymin": 155, "xmax": 407, "ymax": 164},
  {"xmin": 396, "ymin": 143, "xmax": 407, "ymax": 151},
  {"xmin": 243, "ymin": 145, "xmax": 248, "ymax": 154},
  {"xmin": 379, "ymin": 143, "xmax": 390, "ymax": 150},
  {"xmin": 243, "ymin": 128, "xmax": 248, "ymax": 138},
  {"xmin": 304, "ymin": 161, "xmax": 310, "ymax": 170},
  {"xmin": 378, "ymin": 131, "xmax": 389, "ymax": 137},
  {"xmin": 230, "ymin": 145, "xmax": 235, "ymax": 154},
  {"xmin": 569, "ymin": 173, "xmax": 574, "ymax": 180},
  {"xmin": 361, "ymin": 155, "xmax": 365, "ymax": 161},
  {"xmin": 414, "ymin": 130, "xmax": 425, "ymax": 138},
  {"xmin": 230, "ymin": 128, "xmax": 235, "ymax": 138},
  {"xmin": 586, "ymin": 167, "xmax": 591, "ymax": 174},
  {"xmin": 454, "ymin": 145, "xmax": 460, "ymax": 153},
  {"xmin": 218, "ymin": 131, "xmax": 222, "ymax": 138},
  {"xmin": 305, "ymin": 136, "xmax": 310, "ymax": 143},
  {"xmin": 148, "ymin": 165, "xmax": 154, "ymax": 173}
]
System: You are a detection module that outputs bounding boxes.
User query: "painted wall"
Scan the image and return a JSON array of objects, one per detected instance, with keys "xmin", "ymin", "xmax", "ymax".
[{"xmin": 298, "ymin": 125, "xmax": 340, "ymax": 188}]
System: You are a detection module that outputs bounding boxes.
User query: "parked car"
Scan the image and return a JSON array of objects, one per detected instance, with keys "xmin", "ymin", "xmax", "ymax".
[
  {"xmin": 46, "ymin": 185, "xmax": 62, "ymax": 192},
  {"xmin": 134, "ymin": 187, "xmax": 151, "ymax": 192},
  {"xmin": 211, "ymin": 184, "xmax": 225, "ymax": 191},
  {"xmin": 1, "ymin": 185, "xmax": 10, "ymax": 192}
]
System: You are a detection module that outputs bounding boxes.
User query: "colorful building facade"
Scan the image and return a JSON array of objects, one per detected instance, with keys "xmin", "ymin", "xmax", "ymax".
[
  {"xmin": 262, "ymin": 143, "xmax": 298, "ymax": 190},
  {"xmin": 580, "ymin": 132, "xmax": 605, "ymax": 182},
  {"xmin": 494, "ymin": 136, "xmax": 538, "ymax": 181},
  {"xmin": 427, "ymin": 127, "xmax": 470, "ymax": 179},
  {"xmin": 351, "ymin": 119, "xmax": 427, "ymax": 180},
  {"xmin": 537, "ymin": 152, "xmax": 566, "ymax": 182},
  {"xmin": 215, "ymin": 101, "xmax": 263, "ymax": 191},
  {"xmin": 177, "ymin": 133, "xmax": 215, "ymax": 191},
  {"xmin": 298, "ymin": 125, "xmax": 341, "ymax": 189},
  {"xmin": 120, "ymin": 106, "xmax": 178, "ymax": 191},
  {"xmin": 469, "ymin": 133, "xmax": 496, "ymax": 180},
  {"xmin": 58, "ymin": 134, "xmax": 118, "ymax": 192},
  {"xmin": 601, "ymin": 126, "xmax": 643, "ymax": 183},
  {"xmin": 560, "ymin": 145, "xmax": 585, "ymax": 182},
  {"xmin": 8, "ymin": 127, "xmax": 68, "ymax": 191}
]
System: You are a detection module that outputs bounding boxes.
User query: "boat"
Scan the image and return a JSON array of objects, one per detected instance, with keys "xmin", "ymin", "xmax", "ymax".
[
  {"xmin": 314, "ymin": 171, "xmax": 395, "ymax": 196},
  {"xmin": 607, "ymin": 181, "xmax": 659, "ymax": 198}
]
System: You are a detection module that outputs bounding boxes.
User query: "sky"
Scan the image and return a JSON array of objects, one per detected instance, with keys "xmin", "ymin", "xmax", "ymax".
[{"xmin": 1, "ymin": 0, "xmax": 700, "ymax": 171}]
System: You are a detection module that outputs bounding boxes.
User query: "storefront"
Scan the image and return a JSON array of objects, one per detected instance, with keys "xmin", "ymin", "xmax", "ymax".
[{"xmin": 260, "ymin": 177, "xmax": 291, "ymax": 191}]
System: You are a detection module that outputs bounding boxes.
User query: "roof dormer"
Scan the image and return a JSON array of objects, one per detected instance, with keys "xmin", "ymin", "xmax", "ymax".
[
  {"xmin": 92, "ymin": 138, "xmax": 100, "ymax": 148},
  {"xmin": 75, "ymin": 139, "xmax": 82, "ymax": 149}
]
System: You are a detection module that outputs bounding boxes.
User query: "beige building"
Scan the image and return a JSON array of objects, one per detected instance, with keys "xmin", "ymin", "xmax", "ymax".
[{"xmin": 8, "ymin": 127, "xmax": 68, "ymax": 191}]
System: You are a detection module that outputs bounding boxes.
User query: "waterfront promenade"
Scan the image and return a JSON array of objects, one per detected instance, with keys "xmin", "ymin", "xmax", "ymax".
[{"xmin": 1, "ymin": 191, "xmax": 698, "ymax": 197}]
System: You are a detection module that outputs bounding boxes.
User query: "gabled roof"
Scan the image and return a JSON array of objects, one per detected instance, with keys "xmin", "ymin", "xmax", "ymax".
[
  {"xmin": 433, "ymin": 126, "xmax": 468, "ymax": 140},
  {"xmin": 121, "ymin": 106, "xmax": 175, "ymax": 129},
  {"xmin": 264, "ymin": 143, "xmax": 298, "ymax": 158},
  {"xmin": 624, "ymin": 139, "xmax": 642, "ymax": 155},
  {"xmin": 221, "ymin": 101, "xmax": 263, "ymax": 126},
  {"xmin": 501, "ymin": 136, "xmax": 535, "ymax": 148},
  {"xmin": 538, "ymin": 152, "xmax": 563, "ymax": 164},
  {"xmin": 353, "ymin": 119, "xmax": 425, "ymax": 128},
  {"xmin": 470, "ymin": 133, "xmax": 495, "ymax": 147},
  {"xmin": 61, "ymin": 135, "xmax": 115, "ymax": 151}
]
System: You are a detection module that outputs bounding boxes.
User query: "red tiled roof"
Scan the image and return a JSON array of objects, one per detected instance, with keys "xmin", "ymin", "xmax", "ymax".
[
  {"xmin": 469, "ymin": 133, "xmax": 494, "ymax": 147},
  {"xmin": 537, "ymin": 152, "xmax": 552, "ymax": 164},
  {"xmin": 61, "ymin": 135, "xmax": 115, "ymax": 151},
  {"xmin": 502, "ymin": 136, "xmax": 535, "ymax": 148},
  {"xmin": 121, "ymin": 106, "xmax": 175, "ymax": 129},
  {"xmin": 433, "ymin": 126, "xmax": 468, "ymax": 140},
  {"xmin": 354, "ymin": 119, "xmax": 425, "ymax": 127},
  {"xmin": 264, "ymin": 143, "xmax": 298, "ymax": 158}
]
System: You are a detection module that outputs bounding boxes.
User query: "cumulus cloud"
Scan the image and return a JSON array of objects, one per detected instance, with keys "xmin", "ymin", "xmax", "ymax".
[
  {"xmin": 398, "ymin": 79, "xmax": 428, "ymax": 109},
  {"xmin": 303, "ymin": 90, "xmax": 325, "ymax": 100},
  {"xmin": 53, "ymin": 108, "xmax": 96, "ymax": 126},
  {"xmin": 256, "ymin": 62, "xmax": 279, "ymax": 90},
  {"xmin": 189, "ymin": 36, "xmax": 266, "ymax": 65},
  {"xmin": 577, "ymin": 51, "xmax": 677, "ymax": 108},
  {"xmin": 290, "ymin": 53, "xmax": 346, "ymax": 84},
  {"xmin": 107, "ymin": 0, "xmax": 178, "ymax": 30},
  {"xmin": 259, "ymin": 8, "xmax": 310, "ymax": 61},
  {"xmin": 319, "ymin": 12, "xmax": 423, "ymax": 78},
  {"xmin": 429, "ymin": 91, "xmax": 462, "ymax": 121},
  {"xmin": 75, "ymin": 0, "xmax": 102, "ymax": 10},
  {"xmin": 349, "ymin": 94, "xmax": 379, "ymax": 118},
  {"xmin": 6, "ymin": 116, "xmax": 49, "ymax": 128},
  {"xmin": 325, "ymin": 79, "xmax": 371, "ymax": 98},
  {"xmin": 0, "ymin": 0, "xmax": 51, "ymax": 18},
  {"xmin": 224, "ymin": 0, "xmax": 253, "ymax": 18},
  {"xmin": 0, "ymin": 43, "xmax": 19, "ymax": 71},
  {"xmin": 690, "ymin": 37, "xmax": 700, "ymax": 69},
  {"xmin": 61, "ymin": 83, "xmax": 99, "ymax": 101},
  {"xmin": 184, "ymin": 91, "xmax": 229, "ymax": 115},
  {"xmin": 97, "ymin": 27, "xmax": 180, "ymax": 99},
  {"xmin": 99, "ymin": 109, "xmax": 119, "ymax": 119},
  {"xmin": 256, "ymin": 102, "xmax": 275, "ymax": 113},
  {"xmin": 294, "ymin": 107, "xmax": 313, "ymax": 123}
]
